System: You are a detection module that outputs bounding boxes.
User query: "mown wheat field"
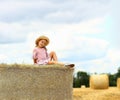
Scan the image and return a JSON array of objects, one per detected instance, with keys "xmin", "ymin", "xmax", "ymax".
[{"xmin": 73, "ymin": 87, "xmax": 120, "ymax": 100}]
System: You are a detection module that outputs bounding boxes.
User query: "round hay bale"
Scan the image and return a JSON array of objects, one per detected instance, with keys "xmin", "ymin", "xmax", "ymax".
[
  {"xmin": 81, "ymin": 85, "xmax": 86, "ymax": 88},
  {"xmin": 90, "ymin": 74, "xmax": 109, "ymax": 89},
  {"xmin": 0, "ymin": 64, "xmax": 74, "ymax": 100},
  {"xmin": 117, "ymin": 78, "xmax": 120, "ymax": 89}
]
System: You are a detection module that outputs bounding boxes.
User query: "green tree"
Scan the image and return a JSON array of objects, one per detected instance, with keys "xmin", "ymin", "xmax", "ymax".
[
  {"xmin": 113, "ymin": 67, "xmax": 120, "ymax": 85},
  {"xmin": 116, "ymin": 67, "xmax": 120, "ymax": 78},
  {"xmin": 108, "ymin": 73, "xmax": 116, "ymax": 86},
  {"xmin": 73, "ymin": 76, "xmax": 80, "ymax": 87},
  {"xmin": 73, "ymin": 71, "xmax": 90, "ymax": 87}
]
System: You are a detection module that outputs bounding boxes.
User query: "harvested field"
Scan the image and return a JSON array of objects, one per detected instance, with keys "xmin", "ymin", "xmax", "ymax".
[{"xmin": 73, "ymin": 87, "xmax": 120, "ymax": 100}]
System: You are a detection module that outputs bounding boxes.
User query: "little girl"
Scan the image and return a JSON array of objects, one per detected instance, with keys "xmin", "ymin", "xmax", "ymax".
[{"xmin": 32, "ymin": 35, "xmax": 74, "ymax": 68}]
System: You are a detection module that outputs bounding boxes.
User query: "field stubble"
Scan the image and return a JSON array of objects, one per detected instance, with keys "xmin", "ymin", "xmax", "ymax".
[{"xmin": 73, "ymin": 87, "xmax": 120, "ymax": 100}]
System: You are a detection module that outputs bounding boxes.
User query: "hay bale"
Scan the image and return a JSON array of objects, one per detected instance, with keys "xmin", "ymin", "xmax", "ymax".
[
  {"xmin": 117, "ymin": 78, "xmax": 120, "ymax": 89},
  {"xmin": 81, "ymin": 85, "xmax": 86, "ymax": 88},
  {"xmin": 90, "ymin": 74, "xmax": 109, "ymax": 89},
  {"xmin": 0, "ymin": 64, "xmax": 74, "ymax": 100}
]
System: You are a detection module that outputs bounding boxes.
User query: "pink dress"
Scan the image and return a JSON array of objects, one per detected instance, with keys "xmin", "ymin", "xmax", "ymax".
[{"xmin": 33, "ymin": 47, "xmax": 49, "ymax": 65}]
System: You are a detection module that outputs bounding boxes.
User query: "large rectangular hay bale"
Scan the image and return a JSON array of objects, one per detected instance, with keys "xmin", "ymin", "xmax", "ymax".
[
  {"xmin": 117, "ymin": 78, "xmax": 120, "ymax": 89},
  {"xmin": 90, "ymin": 74, "xmax": 109, "ymax": 89},
  {"xmin": 0, "ymin": 64, "xmax": 74, "ymax": 100}
]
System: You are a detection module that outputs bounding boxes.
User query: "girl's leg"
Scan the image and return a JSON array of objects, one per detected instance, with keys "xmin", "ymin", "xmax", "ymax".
[
  {"xmin": 49, "ymin": 51, "xmax": 58, "ymax": 61},
  {"xmin": 48, "ymin": 61, "xmax": 74, "ymax": 68},
  {"xmin": 48, "ymin": 51, "xmax": 75, "ymax": 68},
  {"xmin": 48, "ymin": 61, "xmax": 64, "ymax": 65}
]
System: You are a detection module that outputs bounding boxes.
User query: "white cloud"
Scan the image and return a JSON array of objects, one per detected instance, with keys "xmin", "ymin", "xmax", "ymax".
[
  {"xmin": 0, "ymin": 16, "xmax": 104, "ymax": 43},
  {"xmin": 0, "ymin": 43, "xmax": 33, "ymax": 64},
  {"xmin": 74, "ymin": 48, "xmax": 120, "ymax": 74},
  {"xmin": 110, "ymin": 0, "xmax": 120, "ymax": 48},
  {"xmin": 0, "ymin": 22, "xmax": 28, "ymax": 43},
  {"xmin": 107, "ymin": 49, "xmax": 120, "ymax": 66},
  {"xmin": 0, "ymin": 54, "xmax": 7, "ymax": 61},
  {"xmin": 0, "ymin": 0, "xmax": 110, "ymax": 23}
]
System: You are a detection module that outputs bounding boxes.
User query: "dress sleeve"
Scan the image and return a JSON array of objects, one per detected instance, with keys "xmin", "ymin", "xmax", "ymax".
[{"xmin": 32, "ymin": 49, "xmax": 37, "ymax": 59}]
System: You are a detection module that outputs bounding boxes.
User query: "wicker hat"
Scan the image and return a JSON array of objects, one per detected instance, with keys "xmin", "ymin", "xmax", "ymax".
[{"xmin": 35, "ymin": 35, "xmax": 50, "ymax": 46}]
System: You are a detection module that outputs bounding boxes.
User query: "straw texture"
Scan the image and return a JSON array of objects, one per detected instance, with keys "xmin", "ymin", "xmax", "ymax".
[
  {"xmin": 0, "ymin": 64, "xmax": 74, "ymax": 100},
  {"xmin": 90, "ymin": 74, "xmax": 109, "ymax": 89},
  {"xmin": 117, "ymin": 78, "xmax": 120, "ymax": 89}
]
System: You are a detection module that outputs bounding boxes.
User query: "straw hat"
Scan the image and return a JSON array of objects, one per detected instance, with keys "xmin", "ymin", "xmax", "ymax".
[{"xmin": 35, "ymin": 35, "xmax": 50, "ymax": 46}]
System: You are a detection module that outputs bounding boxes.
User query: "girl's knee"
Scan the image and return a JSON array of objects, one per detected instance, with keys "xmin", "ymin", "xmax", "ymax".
[
  {"xmin": 50, "ymin": 51, "xmax": 56, "ymax": 55},
  {"xmin": 49, "ymin": 51, "xmax": 58, "ymax": 61}
]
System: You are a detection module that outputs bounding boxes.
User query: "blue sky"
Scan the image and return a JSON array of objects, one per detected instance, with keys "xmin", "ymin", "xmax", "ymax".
[{"xmin": 0, "ymin": 0, "xmax": 120, "ymax": 74}]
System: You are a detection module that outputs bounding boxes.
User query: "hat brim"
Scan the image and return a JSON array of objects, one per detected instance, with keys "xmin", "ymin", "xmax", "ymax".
[{"xmin": 35, "ymin": 36, "xmax": 50, "ymax": 46}]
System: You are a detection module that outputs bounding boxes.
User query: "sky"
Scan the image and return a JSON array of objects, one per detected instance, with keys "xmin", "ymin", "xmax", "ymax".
[{"xmin": 0, "ymin": 0, "xmax": 120, "ymax": 74}]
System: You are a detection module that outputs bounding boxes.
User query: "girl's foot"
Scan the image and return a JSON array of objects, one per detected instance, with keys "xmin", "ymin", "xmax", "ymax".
[{"xmin": 64, "ymin": 64, "xmax": 75, "ymax": 68}]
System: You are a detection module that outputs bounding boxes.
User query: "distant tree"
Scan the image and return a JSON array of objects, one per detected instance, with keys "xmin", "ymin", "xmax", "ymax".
[
  {"xmin": 108, "ymin": 73, "xmax": 116, "ymax": 86},
  {"xmin": 116, "ymin": 67, "xmax": 120, "ymax": 78},
  {"xmin": 73, "ymin": 76, "xmax": 80, "ymax": 87},
  {"xmin": 107, "ymin": 67, "xmax": 120, "ymax": 86},
  {"xmin": 73, "ymin": 71, "xmax": 90, "ymax": 87},
  {"xmin": 112, "ymin": 67, "xmax": 120, "ymax": 85}
]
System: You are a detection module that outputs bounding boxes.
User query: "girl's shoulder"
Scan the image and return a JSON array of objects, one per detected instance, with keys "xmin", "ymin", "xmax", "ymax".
[
  {"xmin": 33, "ymin": 47, "xmax": 46, "ymax": 51},
  {"xmin": 33, "ymin": 47, "xmax": 39, "ymax": 51}
]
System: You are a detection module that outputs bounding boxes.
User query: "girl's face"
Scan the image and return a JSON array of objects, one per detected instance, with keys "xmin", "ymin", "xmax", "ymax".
[{"xmin": 38, "ymin": 39, "xmax": 47, "ymax": 48}]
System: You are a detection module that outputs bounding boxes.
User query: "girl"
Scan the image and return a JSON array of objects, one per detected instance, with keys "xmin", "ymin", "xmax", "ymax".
[{"xmin": 32, "ymin": 35, "xmax": 74, "ymax": 68}]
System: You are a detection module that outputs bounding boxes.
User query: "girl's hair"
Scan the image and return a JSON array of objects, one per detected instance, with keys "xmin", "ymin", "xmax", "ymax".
[
  {"xmin": 35, "ymin": 35, "xmax": 50, "ymax": 47},
  {"xmin": 35, "ymin": 39, "xmax": 48, "ymax": 48},
  {"xmin": 35, "ymin": 39, "xmax": 47, "ymax": 50},
  {"xmin": 35, "ymin": 39, "xmax": 42, "ymax": 47}
]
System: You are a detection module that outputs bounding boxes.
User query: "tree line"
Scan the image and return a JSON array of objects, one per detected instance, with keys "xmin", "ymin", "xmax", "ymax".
[{"xmin": 73, "ymin": 67, "xmax": 120, "ymax": 88}]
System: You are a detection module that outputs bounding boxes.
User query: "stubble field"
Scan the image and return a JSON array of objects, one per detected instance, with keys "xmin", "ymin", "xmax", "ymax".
[{"xmin": 73, "ymin": 87, "xmax": 120, "ymax": 100}]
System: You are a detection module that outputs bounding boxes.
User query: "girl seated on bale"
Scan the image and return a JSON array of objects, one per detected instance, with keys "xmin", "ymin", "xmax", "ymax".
[{"xmin": 32, "ymin": 35, "xmax": 74, "ymax": 68}]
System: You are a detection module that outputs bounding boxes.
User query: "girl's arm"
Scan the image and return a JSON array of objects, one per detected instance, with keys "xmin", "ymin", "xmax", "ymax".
[
  {"xmin": 33, "ymin": 48, "xmax": 37, "ymax": 64},
  {"xmin": 33, "ymin": 58, "xmax": 37, "ymax": 64}
]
